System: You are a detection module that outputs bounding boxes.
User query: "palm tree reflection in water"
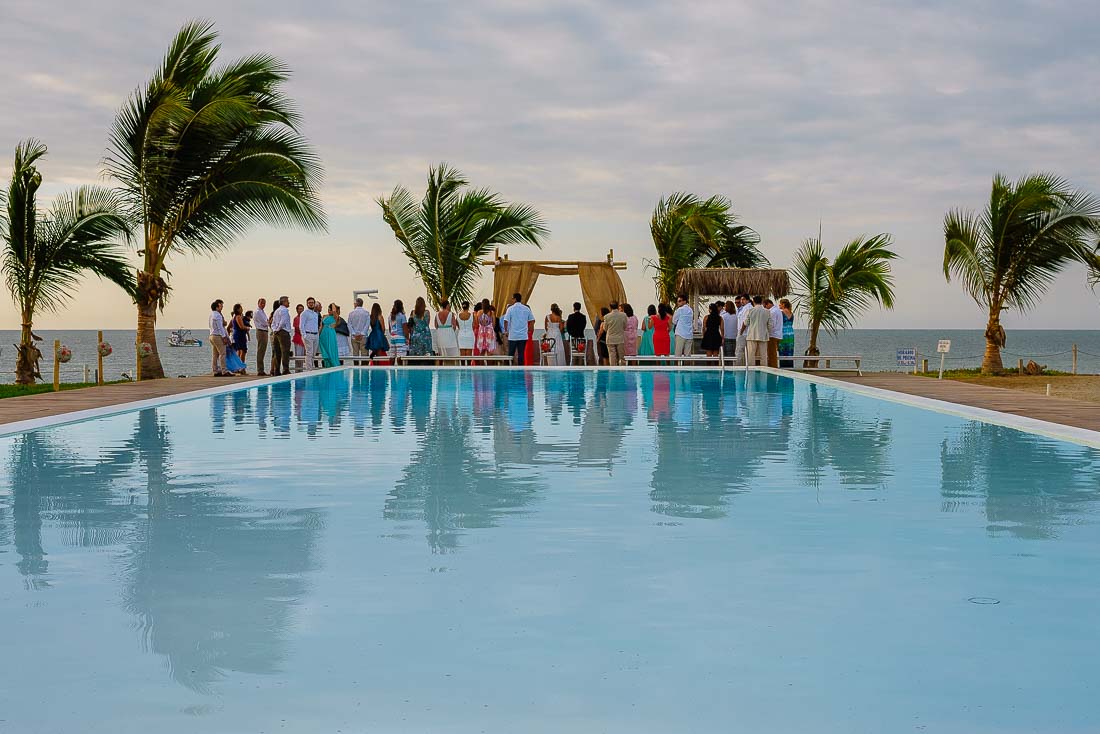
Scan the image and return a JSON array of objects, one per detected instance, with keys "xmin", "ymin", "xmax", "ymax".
[
  {"xmin": 4, "ymin": 410, "xmax": 322, "ymax": 693},
  {"xmin": 385, "ymin": 370, "xmax": 542, "ymax": 553},
  {"xmin": 940, "ymin": 422, "xmax": 1100, "ymax": 539},
  {"xmin": 646, "ymin": 371, "xmax": 793, "ymax": 519},
  {"xmin": 795, "ymin": 383, "xmax": 894, "ymax": 491}
]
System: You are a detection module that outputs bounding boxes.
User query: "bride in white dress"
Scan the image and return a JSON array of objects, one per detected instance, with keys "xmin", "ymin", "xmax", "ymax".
[
  {"xmin": 544, "ymin": 304, "xmax": 567, "ymax": 366},
  {"xmin": 434, "ymin": 300, "xmax": 460, "ymax": 357},
  {"xmin": 456, "ymin": 301, "xmax": 476, "ymax": 356}
]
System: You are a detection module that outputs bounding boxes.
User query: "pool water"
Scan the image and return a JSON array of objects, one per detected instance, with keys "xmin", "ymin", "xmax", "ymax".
[{"xmin": 1, "ymin": 369, "xmax": 1098, "ymax": 733}]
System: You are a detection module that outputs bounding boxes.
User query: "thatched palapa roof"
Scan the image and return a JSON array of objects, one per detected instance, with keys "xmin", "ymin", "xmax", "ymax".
[{"xmin": 676, "ymin": 268, "xmax": 790, "ymax": 298}]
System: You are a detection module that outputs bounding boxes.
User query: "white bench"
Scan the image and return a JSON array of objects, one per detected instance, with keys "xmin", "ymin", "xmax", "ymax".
[{"xmin": 786, "ymin": 355, "xmax": 863, "ymax": 376}]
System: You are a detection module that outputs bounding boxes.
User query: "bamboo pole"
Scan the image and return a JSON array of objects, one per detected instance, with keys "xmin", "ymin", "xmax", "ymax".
[
  {"xmin": 53, "ymin": 340, "xmax": 60, "ymax": 392},
  {"xmin": 1018, "ymin": 358, "xmax": 1024, "ymax": 375},
  {"xmin": 479, "ymin": 259, "xmax": 628, "ymax": 268},
  {"xmin": 135, "ymin": 339, "xmax": 142, "ymax": 382},
  {"xmin": 97, "ymin": 330, "xmax": 104, "ymax": 385}
]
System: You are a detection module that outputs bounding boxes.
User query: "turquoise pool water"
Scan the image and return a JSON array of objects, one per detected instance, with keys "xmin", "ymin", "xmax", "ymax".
[{"xmin": 1, "ymin": 369, "xmax": 1098, "ymax": 733}]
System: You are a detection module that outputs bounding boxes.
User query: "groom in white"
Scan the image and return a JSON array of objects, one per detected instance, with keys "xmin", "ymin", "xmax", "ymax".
[{"xmin": 299, "ymin": 296, "xmax": 321, "ymax": 370}]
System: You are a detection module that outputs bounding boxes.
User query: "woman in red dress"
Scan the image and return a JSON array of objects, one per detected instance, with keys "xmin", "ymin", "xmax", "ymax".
[
  {"xmin": 525, "ymin": 320, "xmax": 537, "ymax": 366},
  {"xmin": 651, "ymin": 302, "xmax": 672, "ymax": 356}
]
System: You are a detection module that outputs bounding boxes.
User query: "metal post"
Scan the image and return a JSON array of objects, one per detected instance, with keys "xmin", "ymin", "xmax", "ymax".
[
  {"xmin": 97, "ymin": 330, "xmax": 104, "ymax": 385},
  {"xmin": 53, "ymin": 340, "xmax": 61, "ymax": 392},
  {"xmin": 938, "ymin": 351, "xmax": 946, "ymax": 380},
  {"xmin": 1073, "ymin": 344, "xmax": 1078, "ymax": 375}
]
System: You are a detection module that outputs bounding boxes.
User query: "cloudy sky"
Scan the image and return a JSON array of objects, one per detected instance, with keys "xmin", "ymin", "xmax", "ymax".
[{"xmin": 3, "ymin": 0, "xmax": 1099, "ymax": 330}]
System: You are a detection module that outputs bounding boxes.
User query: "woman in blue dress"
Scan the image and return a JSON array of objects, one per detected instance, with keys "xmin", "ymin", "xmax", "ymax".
[
  {"xmin": 407, "ymin": 297, "xmax": 434, "ymax": 357},
  {"xmin": 638, "ymin": 304, "xmax": 657, "ymax": 356},
  {"xmin": 319, "ymin": 303, "xmax": 341, "ymax": 368},
  {"xmin": 779, "ymin": 298, "xmax": 795, "ymax": 368}
]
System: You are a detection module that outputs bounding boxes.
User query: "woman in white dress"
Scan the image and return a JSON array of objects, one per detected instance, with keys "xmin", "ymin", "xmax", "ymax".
[
  {"xmin": 456, "ymin": 300, "xmax": 476, "ymax": 357},
  {"xmin": 434, "ymin": 299, "xmax": 460, "ymax": 357},
  {"xmin": 544, "ymin": 303, "xmax": 567, "ymax": 366}
]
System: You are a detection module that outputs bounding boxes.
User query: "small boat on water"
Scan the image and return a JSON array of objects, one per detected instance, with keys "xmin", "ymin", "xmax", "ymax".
[{"xmin": 168, "ymin": 328, "xmax": 203, "ymax": 347}]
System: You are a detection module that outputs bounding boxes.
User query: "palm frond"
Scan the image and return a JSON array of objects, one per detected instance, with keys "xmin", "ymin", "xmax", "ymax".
[{"xmin": 379, "ymin": 164, "xmax": 546, "ymax": 308}]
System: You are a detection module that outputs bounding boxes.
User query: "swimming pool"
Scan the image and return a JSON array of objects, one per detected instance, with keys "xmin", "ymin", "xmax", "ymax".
[{"xmin": 1, "ymin": 369, "xmax": 1097, "ymax": 733}]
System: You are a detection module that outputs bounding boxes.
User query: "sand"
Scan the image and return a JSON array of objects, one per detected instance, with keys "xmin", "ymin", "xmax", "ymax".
[{"xmin": 945, "ymin": 374, "xmax": 1100, "ymax": 404}]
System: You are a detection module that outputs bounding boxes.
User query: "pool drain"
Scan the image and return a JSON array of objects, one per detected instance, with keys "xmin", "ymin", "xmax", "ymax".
[{"xmin": 967, "ymin": 597, "xmax": 1000, "ymax": 605}]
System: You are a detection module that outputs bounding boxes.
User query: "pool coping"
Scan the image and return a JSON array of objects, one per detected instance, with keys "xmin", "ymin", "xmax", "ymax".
[
  {"xmin": 3, "ymin": 364, "xmax": 1100, "ymax": 449},
  {"xmin": 758, "ymin": 367, "xmax": 1100, "ymax": 449}
]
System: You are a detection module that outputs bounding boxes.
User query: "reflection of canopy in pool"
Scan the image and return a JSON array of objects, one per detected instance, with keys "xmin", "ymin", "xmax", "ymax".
[{"xmin": 487, "ymin": 249, "xmax": 628, "ymax": 322}]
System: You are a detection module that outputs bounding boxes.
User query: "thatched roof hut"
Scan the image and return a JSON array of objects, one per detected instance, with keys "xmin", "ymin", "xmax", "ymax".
[{"xmin": 676, "ymin": 268, "xmax": 790, "ymax": 299}]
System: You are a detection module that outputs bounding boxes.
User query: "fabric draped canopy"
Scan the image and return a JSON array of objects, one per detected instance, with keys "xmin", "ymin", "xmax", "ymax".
[{"xmin": 491, "ymin": 261, "xmax": 627, "ymax": 324}]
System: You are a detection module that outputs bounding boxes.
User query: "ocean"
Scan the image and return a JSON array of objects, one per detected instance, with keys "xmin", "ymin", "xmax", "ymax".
[{"xmin": 3, "ymin": 328, "xmax": 1100, "ymax": 383}]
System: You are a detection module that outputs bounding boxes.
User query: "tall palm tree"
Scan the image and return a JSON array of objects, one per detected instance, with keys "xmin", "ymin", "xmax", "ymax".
[
  {"xmin": 378, "ymin": 164, "xmax": 547, "ymax": 309},
  {"xmin": 791, "ymin": 233, "xmax": 897, "ymax": 358},
  {"xmin": 943, "ymin": 173, "xmax": 1100, "ymax": 374},
  {"xmin": 106, "ymin": 20, "xmax": 326, "ymax": 379},
  {"xmin": 647, "ymin": 192, "xmax": 767, "ymax": 303},
  {"xmin": 2, "ymin": 140, "xmax": 134, "ymax": 384}
]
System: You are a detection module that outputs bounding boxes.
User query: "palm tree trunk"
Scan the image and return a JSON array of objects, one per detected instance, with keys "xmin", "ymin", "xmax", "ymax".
[
  {"xmin": 15, "ymin": 320, "xmax": 41, "ymax": 385},
  {"xmin": 981, "ymin": 306, "xmax": 1006, "ymax": 375},
  {"xmin": 804, "ymin": 321, "xmax": 821, "ymax": 368},
  {"xmin": 136, "ymin": 269, "xmax": 166, "ymax": 380}
]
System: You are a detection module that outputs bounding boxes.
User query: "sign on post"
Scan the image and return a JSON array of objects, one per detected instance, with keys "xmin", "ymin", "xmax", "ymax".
[
  {"xmin": 936, "ymin": 339, "xmax": 951, "ymax": 379},
  {"xmin": 896, "ymin": 348, "xmax": 916, "ymax": 371}
]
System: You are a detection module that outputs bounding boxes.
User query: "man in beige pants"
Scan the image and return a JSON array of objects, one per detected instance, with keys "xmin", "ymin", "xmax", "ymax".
[
  {"xmin": 601, "ymin": 301, "xmax": 628, "ymax": 366},
  {"xmin": 208, "ymin": 299, "xmax": 229, "ymax": 375},
  {"xmin": 742, "ymin": 295, "xmax": 771, "ymax": 367}
]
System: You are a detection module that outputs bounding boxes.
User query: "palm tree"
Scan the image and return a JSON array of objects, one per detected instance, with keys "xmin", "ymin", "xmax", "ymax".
[
  {"xmin": 2, "ymin": 140, "xmax": 134, "ymax": 384},
  {"xmin": 378, "ymin": 164, "xmax": 547, "ymax": 309},
  {"xmin": 647, "ymin": 192, "xmax": 767, "ymax": 303},
  {"xmin": 106, "ymin": 20, "xmax": 326, "ymax": 379},
  {"xmin": 791, "ymin": 233, "xmax": 897, "ymax": 358},
  {"xmin": 943, "ymin": 173, "xmax": 1100, "ymax": 374}
]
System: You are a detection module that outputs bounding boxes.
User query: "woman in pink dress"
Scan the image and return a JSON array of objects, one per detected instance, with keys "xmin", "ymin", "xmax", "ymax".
[
  {"xmin": 623, "ymin": 303, "xmax": 639, "ymax": 357},
  {"xmin": 475, "ymin": 298, "xmax": 497, "ymax": 357}
]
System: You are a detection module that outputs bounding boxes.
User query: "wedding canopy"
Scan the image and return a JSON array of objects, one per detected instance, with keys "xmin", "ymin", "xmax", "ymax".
[{"xmin": 488, "ymin": 250, "xmax": 628, "ymax": 323}]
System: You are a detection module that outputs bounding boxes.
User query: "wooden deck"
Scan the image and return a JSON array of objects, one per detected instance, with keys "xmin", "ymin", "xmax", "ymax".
[
  {"xmin": 0, "ymin": 375, "xmax": 263, "ymax": 426},
  {"xmin": 832, "ymin": 373, "xmax": 1100, "ymax": 433}
]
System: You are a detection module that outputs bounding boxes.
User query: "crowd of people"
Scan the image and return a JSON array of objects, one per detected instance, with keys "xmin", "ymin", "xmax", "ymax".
[{"xmin": 205, "ymin": 292, "xmax": 796, "ymax": 376}]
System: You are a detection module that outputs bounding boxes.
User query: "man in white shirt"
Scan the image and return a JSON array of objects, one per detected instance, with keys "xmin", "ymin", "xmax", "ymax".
[
  {"xmin": 253, "ymin": 298, "xmax": 270, "ymax": 375},
  {"xmin": 270, "ymin": 296, "xmax": 292, "ymax": 375},
  {"xmin": 741, "ymin": 295, "xmax": 771, "ymax": 367},
  {"xmin": 209, "ymin": 299, "xmax": 229, "ymax": 376},
  {"xmin": 720, "ymin": 300, "xmax": 738, "ymax": 360},
  {"xmin": 735, "ymin": 294, "xmax": 752, "ymax": 365},
  {"xmin": 502, "ymin": 292, "xmax": 535, "ymax": 365},
  {"xmin": 765, "ymin": 297, "xmax": 783, "ymax": 368},
  {"xmin": 347, "ymin": 297, "xmax": 371, "ymax": 357},
  {"xmin": 672, "ymin": 294, "xmax": 694, "ymax": 357},
  {"xmin": 299, "ymin": 296, "xmax": 321, "ymax": 370}
]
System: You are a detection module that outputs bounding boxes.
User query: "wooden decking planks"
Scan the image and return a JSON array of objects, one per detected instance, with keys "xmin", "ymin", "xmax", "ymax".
[
  {"xmin": 832, "ymin": 373, "xmax": 1100, "ymax": 433},
  {"xmin": 0, "ymin": 375, "xmax": 263, "ymax": 427}
]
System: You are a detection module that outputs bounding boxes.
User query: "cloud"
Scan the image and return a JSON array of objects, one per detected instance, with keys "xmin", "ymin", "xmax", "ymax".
[{"xmin": 2, "ymin": 0, "xmax": 1100, "ymax": 330}]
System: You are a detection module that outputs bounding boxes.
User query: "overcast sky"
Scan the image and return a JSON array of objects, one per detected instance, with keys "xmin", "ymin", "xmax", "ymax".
[{"xmin": 3, "ymin": 0, "xmax": 1100, "ymax": 330}]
